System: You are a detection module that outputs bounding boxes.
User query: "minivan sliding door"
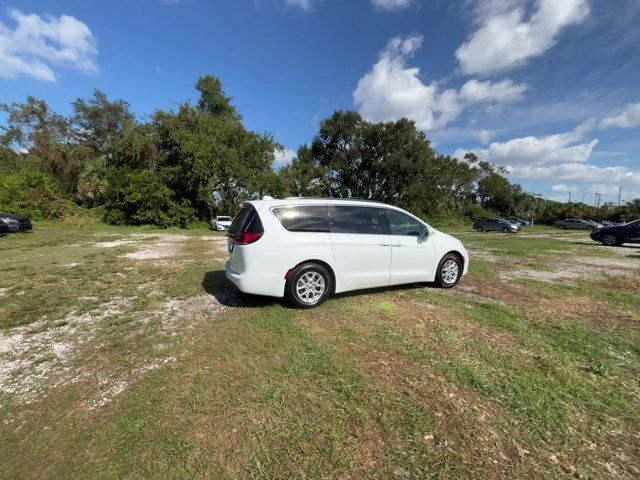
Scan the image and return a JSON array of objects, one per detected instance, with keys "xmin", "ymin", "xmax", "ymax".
[{"xmin": 328, "ymin": 206, "xmax": 392, "ymax": 291}]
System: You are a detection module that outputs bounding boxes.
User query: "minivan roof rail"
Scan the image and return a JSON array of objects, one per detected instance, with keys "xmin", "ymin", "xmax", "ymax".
[{"xmin": 282, "ymin": 196, "xmax": 384, "ymax": 203}]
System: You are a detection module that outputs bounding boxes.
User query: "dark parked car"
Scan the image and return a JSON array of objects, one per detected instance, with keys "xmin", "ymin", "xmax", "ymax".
[
  {"xmin": 473, "ymin": 218, "xmax": 521, "ymax": 233},
  {"xmin": 590, "ymin": 219, "xmax": 640, "ymax": 246},
  {"xmin": 553, "ymin": 219, "xmax": 603, "ymax": 231},
  {"xmin": 0, "ymin": 213, "xmax": 32, "ymax": 233},
  {"xmin": 508, "ymin": 217, "xmax": 532, "ymax": 226}
]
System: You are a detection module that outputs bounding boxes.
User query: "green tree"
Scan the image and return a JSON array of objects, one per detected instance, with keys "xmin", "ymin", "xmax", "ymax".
[
  {"xmin": 72, "ymin": 89, "xmax": 134, "ymax": 155},
  {"xmin": 104, "ymin": 168, "xmax": 195, "ymax": 227},
  {"xmin": 150, "ymin": 75, "xmax": 277, "ymax": 217}
]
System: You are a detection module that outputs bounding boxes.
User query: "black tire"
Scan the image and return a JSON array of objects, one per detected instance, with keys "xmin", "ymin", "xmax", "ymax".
[
  {"xmin": 559, "ymin": 225, "xmax": 566, "ymax": 229},
  {"xmin": 434, "ymin": 254, "xmax": 462, "ymax": 288},
  {"xmin": 601, "ymin": 234, "xmax": 621, "ymax": 247},
  {"xmin": 285, "ymin": 262, "xmax": 332, "ymax": 308},
  {"xmin": 476, "ymin": 226, "xmax": 483, "ymax": 232},
  {"xmin": 501, "ymin": 227, "xmax": 510, "ymax": 233}
]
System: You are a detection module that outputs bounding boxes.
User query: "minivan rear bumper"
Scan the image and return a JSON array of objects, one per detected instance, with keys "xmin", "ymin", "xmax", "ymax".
[{"xmin": 225, "ymin": 260, "xmax": 285, "ymax": 298}]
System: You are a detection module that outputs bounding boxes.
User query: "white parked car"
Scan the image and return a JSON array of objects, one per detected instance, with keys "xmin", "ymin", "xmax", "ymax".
[
  {"xmin": 211, "ymin": 215, "xmax": 233, "ymax": 231},
  {"xmin": 225, "ymin": 197, "xmax": 469, "ymax": 308}
]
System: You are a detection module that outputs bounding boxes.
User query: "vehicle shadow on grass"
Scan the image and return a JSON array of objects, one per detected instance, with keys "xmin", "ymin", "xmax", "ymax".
[
  {"xmin": 570, "ymin": 241, "xmax": 640, "ymax": 250},
  {"xmin": 201, "ymin": 270, "xmax": 281, "ymax": 308},
  {"xmin": 332, "ymin": 282, "xmax": 435, "ymax": 301},
  {"xmin": 201, "ymin": 270, "xmax": 443, "ymax": 309}
]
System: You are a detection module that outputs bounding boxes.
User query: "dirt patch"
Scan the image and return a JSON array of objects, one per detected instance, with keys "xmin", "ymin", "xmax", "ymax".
[
  {"xmin": 121, "ymin": 234, "xmax": 189, "ymax": 261},
  {"xmin": 87, "ymin": 356, "xmax": 177, "ymax": 410},
  {"xmin": 94, "ymin": 239, "xmax": 139, "ymax": 248},
  {"xmin": 201, "ymin": 236, "xmax": 229, "ymax": 253},
  {"xmin": 0, "ymin": 298, "xmax": 130, "ymax": 403},
  {"xmin": 500, "ymin": 256, "xmax": 639, "ymax": 283},
  {"xmin": 0, "ymin": 287, "xmax": 237, "ymax": 418},
  {"xmin": 538, "ymin": 295, "xmax": 639, "ymax": 329}
]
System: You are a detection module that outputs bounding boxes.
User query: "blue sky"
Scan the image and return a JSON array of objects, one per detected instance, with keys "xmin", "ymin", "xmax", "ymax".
[{"xmin": 1, "ymin": 0, "xmax": 639, "ymax": 203}]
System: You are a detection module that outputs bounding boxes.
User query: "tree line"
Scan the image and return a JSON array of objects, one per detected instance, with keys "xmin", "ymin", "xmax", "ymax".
[{"xmin": 1, "ymin": 75, "xmax": 638, "ymax": 227}]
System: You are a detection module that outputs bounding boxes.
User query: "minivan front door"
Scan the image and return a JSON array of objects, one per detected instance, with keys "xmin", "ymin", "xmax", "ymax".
[
  {"xmin": 384, "ymin": 209, "xmax": 436, "ymax": 284},
  {"xmin": 329, "ymin": 206, "xmax": 392, "ymax": 291}
]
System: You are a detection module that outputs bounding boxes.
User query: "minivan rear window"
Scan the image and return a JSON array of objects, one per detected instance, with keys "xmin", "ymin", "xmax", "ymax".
[
  {"xmin": 330, "ymin": 206, "xmax": 385, "ymax": 235},
  {"xmin": 228, "ymin": 205, "xmax": 263, "ymax": 234},
  {"xmin": 273, "ymin": 206, "xmax": 329, "ymax": 232}
]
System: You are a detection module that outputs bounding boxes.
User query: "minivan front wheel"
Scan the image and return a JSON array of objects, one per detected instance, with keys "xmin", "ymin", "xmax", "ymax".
[
  {"xmin": 285, "ymin": 263, "xmax": 332, "ymax": 308},
  {"xmin": 435, "ymin": 254, "xmax": 462, "ymax": 288}
]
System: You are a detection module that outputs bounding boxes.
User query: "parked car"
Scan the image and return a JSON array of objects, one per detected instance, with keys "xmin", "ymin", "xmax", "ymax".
[
  {"xmin": 598, "ymin": 220, "xmax": 620, "ymax": 227},
  {"xmin": 473, "ymin": 218, "xmax": 521, "ymax": 233},
  {"xmin": 553, "ymin": 219, "xmax": 602, "ymax": 231},
  {"xmin": 225, "ymin": 197, "xmax": 469, "ymax": 308},
  {"xmin": 589, "ymin": 218, "xmax": 640, "ymax": 246},
  {"xmin": 0, "ymin": 212, "xmax": 32, "ymax": 233},
  {"xmin": 508, "ymin": 217, "xmax": 532, "ymax": 226},
  {"xmin": 0, "ymin": 221, "xmax": 10, "ymax": 235},
  {"xmin": 210, "ymin": 215, "xmax": 233, "ymax": 231}
]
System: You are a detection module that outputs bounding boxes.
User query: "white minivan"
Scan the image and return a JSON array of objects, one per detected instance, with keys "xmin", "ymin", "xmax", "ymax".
[{"xmin": 225, "ymin": 197, "xmax": 469, "ymax": 308}]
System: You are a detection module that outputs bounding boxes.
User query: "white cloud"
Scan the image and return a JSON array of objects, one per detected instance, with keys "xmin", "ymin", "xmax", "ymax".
[
  {"xmin": 600, "ymin": 102, "xmax": 640, "ymax": 129},
  {"xmin": 353, "ymin": 35, "xmax": 527, "ymax": 131},
  {"xmin": 459, "ymin": 79, "xmax": 527, "ymax": 104},
  {"xmin": 371, "ymin": 0, "xmax": 414, "ymax": 12},
  {"xmin": 456, "ymin": 0, "xmax": 590, "ymax": 75},
  {"xmin": 274, "ymin": 147, "xmax": 296, "ymax": 169},
  {"xmin": 454, "ymin": 121, "xmax": 640, "ymax": 185},
  {"xmin": 455, "ymin": 123, "xmax": 598, "ymax": 168},
  {"xmin": 508, "ymin": 163, "xmax": 640, "ymax": 184},
  {"xmin": 285, "ymin": 0, "xmax": 313, "ymax": 10},
  {"xmin": 353, "ymin": 34, "xmax": 462, "ymax": 131},
  {"xmin": 473, "ymin": 129, "xmax": 495, "ymax": 144},
  {"xmin": 551, "ymin": 184, "xmax": 572, "ymax": 193},
  {"xmin": 0, "ymin": 9, "xmax": 98, "ymax": 82}
]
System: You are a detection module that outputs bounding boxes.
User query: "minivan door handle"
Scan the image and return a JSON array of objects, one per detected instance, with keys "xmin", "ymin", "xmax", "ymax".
[{"xmin": 378, "ymin": 242, "xmax": 391, "ymax": 246}]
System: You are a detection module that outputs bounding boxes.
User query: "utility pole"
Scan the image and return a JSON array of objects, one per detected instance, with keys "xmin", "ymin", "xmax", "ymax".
[
  {"xmin": 582, "ymin": 192, "xmax": 585, "ymax": 204},
  {"xmin": 594, "ymin": 193, "xmax": 600, "ymax": 215},
  {"xmin": 618, "ymin": 186, "xmax": 622, "ymax": 206},
  {"xmin": 568, "ymin": 191, "xmax": 572, "ymax": 203}
]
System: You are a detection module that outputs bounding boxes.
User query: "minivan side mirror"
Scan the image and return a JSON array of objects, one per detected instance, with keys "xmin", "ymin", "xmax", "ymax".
[{"xmin": 420, "ymin": 226, "xmax": 429, "ymax": 238}]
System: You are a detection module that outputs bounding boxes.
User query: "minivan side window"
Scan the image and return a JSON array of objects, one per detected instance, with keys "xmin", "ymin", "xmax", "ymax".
[
  {"xmin": 385, "ymin": 209, "xmax": 423, "ymax": 236},
  {"xmin": 330, "ymin": 206, "xmax": 385, "ymax": 235},
  {"xmin": 273, "ymin": 206, "xmax": 329, "ymax": 232}
]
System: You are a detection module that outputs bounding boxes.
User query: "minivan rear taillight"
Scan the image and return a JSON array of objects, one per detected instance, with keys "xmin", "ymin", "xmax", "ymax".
[{"xmin": 228, "ymin": 231, "xmax": 263, "ymax": 245}]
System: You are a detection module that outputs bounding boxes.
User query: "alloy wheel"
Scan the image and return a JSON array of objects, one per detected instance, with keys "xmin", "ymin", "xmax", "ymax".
[
  {"xmin": 295, "ymin": 271, "xmax": 326, "ymax": 304},
  {"xmin": 441, "ymin": 259, "xmax": 459, "ymax": 284}
]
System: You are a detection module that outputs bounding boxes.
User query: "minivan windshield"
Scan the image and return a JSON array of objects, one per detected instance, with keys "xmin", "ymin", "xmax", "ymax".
[{"xmin": 217, "ymin": 216, "xmax": 232, "ymax": 221}]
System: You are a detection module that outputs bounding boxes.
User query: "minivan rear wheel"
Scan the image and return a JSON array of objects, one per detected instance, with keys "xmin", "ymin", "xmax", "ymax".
[
  {"xmin": 501, "ymin": 227, "xmax": 510, "ymax": 233},
  {"xmin": 285, "ymin": 263, "xmax": 332, "ymax": 308},
  {"xmin": 435, "ymin": 254, "xmax": 462, "ymax": 288}
]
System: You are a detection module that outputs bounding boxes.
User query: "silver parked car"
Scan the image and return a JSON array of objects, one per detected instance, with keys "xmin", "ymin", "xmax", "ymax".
[
  {"xmin": 473, "ymin": 218, "xmax": 521, "ymax": 233},
  {"xmin": 553, "ymin": 219, "xmax": 603, "ymax": 231}
]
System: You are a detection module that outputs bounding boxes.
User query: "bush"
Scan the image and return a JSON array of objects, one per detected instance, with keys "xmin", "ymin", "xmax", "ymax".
[
  {"xmin": 0, "ymin": 169, "xmax": 80, "ymax": 219},
  {"xmin": 104, "ymin": 168, "xmax": 196, "ymax": 228}
]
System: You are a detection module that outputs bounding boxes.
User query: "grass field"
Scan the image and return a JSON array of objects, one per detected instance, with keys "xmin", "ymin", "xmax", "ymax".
[{"xmin": 1, "ymin": 222, "xmax": 639, "ymax": 479}]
